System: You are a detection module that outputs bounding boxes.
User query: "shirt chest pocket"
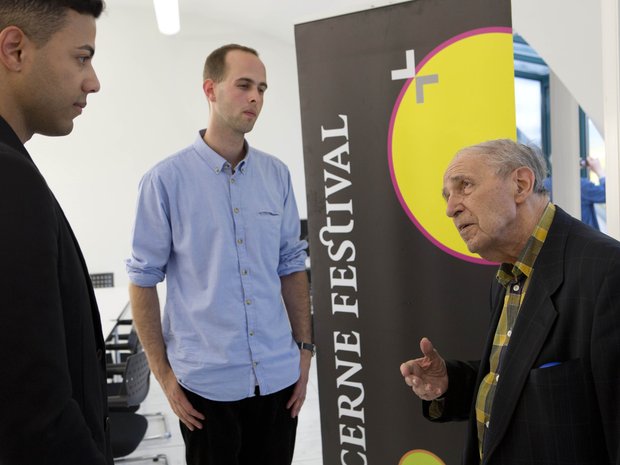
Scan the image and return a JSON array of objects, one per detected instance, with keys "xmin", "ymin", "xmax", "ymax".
[
  {"xmin": 258, "ymin": 209, "xmax": 282, "ymax": 218},
  {"xmin": 253, "ymin": 208, "xmax": 282, "ymax": 252}
]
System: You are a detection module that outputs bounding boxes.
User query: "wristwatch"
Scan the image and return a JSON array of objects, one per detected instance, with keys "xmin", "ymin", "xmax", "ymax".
[{"xmin": 296, "ymin": 341, "xmax": 316, "ymax": 357}]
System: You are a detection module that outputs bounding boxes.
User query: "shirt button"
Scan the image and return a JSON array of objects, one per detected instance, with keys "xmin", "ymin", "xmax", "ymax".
[
  {"xmin": 246, "ymin": 299, "xmax": 252, "ymax": 305},
  {"xmin": 486, "ymin": 421, "xmax": 490, "ymax": 428},
  {"xmin": 233, "ymin": 207, "xmax": 239, "ymax": 214},
  {"xmin": 230, "ymin": 178, "xmax": 236, "ymax": 184},
  {"xmin": 507, "ymin": 329, "xmax": 512, "ymax": 337},
  {"xmin": 253, "ymin": 361, "xmax": 258, "ymax": 367},
  {"xmin": 495, "ymin": 374, "xmax": 500, "ymax": 382},
  {"xmin": 249, "ymin": 331, "xmax": 254, "ymax": 336},
  {"xmin": 237, "ymin": 238, "xmax": 243, "ymax": 245},
  {"xmin": 242, "ymin": 269, "xmax": 248, "ymax": 276},
  {"xmin": 513, "ymin": 284, "xmax": 520, "ymax": 292}
]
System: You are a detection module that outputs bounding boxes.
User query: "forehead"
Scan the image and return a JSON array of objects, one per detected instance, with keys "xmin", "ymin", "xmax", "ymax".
[
  {"xmin": 224, "ymin": 50, "xmax": 266, "ymax": 80},
  {"xmin": 444, "ymin": 151, "xmax": 488, "ymax": 181}
]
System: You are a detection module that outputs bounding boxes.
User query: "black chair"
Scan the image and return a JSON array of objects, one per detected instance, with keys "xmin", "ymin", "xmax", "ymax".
[
  {"xmin": 107, "ymin": 350, "xmax": 150, "ymax": 409},
  {"xmin": 112, "ymin": 414, "xmax": 168, "ymax": 463},
  {"xmin": 107, "ymin": 351, "xmax": 170, "ymax": 463},
  {"xmin": 107, "ymin": 347, "xmax": 171, "ymax": 441},
  {"xmin": 108, "ymin": 351, "xmax": 149, "ymax": 459},
  {"xmin": 110, "ymin": 411, "xmax": 148, "ymax": 458}
]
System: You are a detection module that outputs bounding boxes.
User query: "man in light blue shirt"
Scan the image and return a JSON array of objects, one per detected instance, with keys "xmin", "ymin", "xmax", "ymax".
[{"xmin": 126, "ymin": 44, "xmax": 313, "ymax": 465}]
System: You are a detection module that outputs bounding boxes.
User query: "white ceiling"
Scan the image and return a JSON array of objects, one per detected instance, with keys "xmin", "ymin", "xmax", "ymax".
[{"xmin": 101, "ymin": 0, "xmax": 606, "ymax": 135}]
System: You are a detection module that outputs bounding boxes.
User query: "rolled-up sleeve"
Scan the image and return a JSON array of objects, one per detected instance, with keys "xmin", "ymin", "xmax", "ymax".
[
  {"xmin": 581, "ymin": 177, "xmax": 606, "ymax": 204},
  {"xmin": 126, "ymin": 171, "xmax": 172, "ymax": 287},
  {"xmin": 277, "ymin": 169, "xmax": 308, "ymax": 277}
]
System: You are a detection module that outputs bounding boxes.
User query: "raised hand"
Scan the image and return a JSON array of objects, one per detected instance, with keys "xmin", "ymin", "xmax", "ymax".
[{"xmin": 400, "ymin": 337, "xmax": 448, "ymax": 401}]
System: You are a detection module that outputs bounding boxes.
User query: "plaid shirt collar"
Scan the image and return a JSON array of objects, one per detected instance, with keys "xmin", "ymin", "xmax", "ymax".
[{"xmin": 496, "ymin": 202, "xmax": 556, "ymax": 288}]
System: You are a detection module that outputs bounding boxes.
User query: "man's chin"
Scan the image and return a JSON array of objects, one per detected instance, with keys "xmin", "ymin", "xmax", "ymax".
[
  {"xmin": 39, "ymin": 122, "xmax": 74, "ymax": 137},
  {"xmin": 466, "ymin": 244, "xmax": 495, "ymax": 262},
  {"xmin": 240, "ymin": 122, "xmax": 256, "ymax": 134},
  {"xmin": 464, "ymin": 239, "xmax": 481, "ymax": 256},
  {"xmin": 466, "ymin": 244, "xmax": 478, "ymax": 255}
]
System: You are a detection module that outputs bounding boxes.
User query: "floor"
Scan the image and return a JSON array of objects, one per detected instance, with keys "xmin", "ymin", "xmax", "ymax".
[{"xmin": 120, "ymin": 361, "xmax": 323, "ymax": 465}]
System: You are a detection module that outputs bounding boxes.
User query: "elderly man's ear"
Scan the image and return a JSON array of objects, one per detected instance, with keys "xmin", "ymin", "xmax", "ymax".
[{"xmin": 513, "ymin": 167, "xmax": 535, "ymax": 202}]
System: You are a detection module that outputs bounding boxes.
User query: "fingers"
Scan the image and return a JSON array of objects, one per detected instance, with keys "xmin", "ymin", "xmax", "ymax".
[
  {"xmin": 400, "ymin": 360, "xmax": 422, "ymax": 389},
  {"xmin": 400, "ymin": 363, "xmax": 430, "ymax": 391},
  {"xmin": 419, "ymin": 337, "xmax": 437, "ymax": 359},
  {"xmin": 286, "ymin": 380, "xmax": 308, "ymax": 418},
  {"xmin": 175, "ymin": 390, "xmax": 206, "ymax": 431},
  {"xmin": 400, "ymin": 361, "xmax": 411, "ymax": 378},
  {"xmin": 400, "ymin": 337, "xmax": 448, "ymax": 401},
  {"xmin": 412, "ymin": 379, "xmax": 444, "ymax": 400},
  {"xmin": 288, "ymin": 396, "xmax": 305, "ymax": 418},
  {"xmin": 286, "ymin": 353, "xmax": 312, "ymax": 418},
  {"xmin": 401, "ymin": 368, "xmax": 443, "ymax": 400},
  {"xmin": 400, "ymin": 337, "xmax": 439, "ymax": 377},
  {"xmin": 164, "ymin": 379, "xmax": 205, "ymax": 431}
]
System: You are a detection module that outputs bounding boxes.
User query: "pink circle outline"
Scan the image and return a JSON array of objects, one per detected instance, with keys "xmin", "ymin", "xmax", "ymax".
[
  {"xmin": 398, "ymin": 448, "xmax": 446, "ymax": 465},
  {"xmin": 387, "ymin": 26, "xmax": 512, "ymax": 265}
]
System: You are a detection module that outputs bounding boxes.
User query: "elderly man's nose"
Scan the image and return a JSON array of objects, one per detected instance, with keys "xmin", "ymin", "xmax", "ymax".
[{"xmin": 445, "ymin": 195, "xmax": 463, "ymax": 218}]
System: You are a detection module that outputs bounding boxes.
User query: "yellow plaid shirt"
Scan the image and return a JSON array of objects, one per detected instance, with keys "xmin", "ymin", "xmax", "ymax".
[{"xmin": 475, "ymin": 202, "xmax": 556, "ymax": 459}]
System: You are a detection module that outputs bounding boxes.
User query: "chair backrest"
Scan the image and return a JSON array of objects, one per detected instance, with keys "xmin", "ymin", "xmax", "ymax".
[{"xmin": 115, "ymin": 351, "xmax": 150, "ymax": 407}]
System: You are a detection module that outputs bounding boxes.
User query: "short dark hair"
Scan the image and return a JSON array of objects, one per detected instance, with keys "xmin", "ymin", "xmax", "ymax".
[
  {"xmin": 203, "ymin": 44, "xmax": 259, "ymax": 82},
  {"xmin": 0, "ymin": 0, "xmax": 105, "ymax": 46}
]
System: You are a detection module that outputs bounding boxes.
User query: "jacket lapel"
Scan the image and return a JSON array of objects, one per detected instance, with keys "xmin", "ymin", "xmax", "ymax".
[{"xmin": 482, "ymin": 208, "xmax": 572, "ymax": 462}]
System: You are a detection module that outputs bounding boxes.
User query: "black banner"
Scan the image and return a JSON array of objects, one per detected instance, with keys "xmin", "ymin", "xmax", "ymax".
[{"xmin": 295, "ymin": 1, "xmax": 513, "ymax": 463}]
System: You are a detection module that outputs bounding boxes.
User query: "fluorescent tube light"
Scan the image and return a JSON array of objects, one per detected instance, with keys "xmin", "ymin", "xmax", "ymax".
[{"xmin": 153, "ymin": 0, "xmax": 180, "ymax": 35}]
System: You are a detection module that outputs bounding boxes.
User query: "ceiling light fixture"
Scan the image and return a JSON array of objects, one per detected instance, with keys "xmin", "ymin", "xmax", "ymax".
[{"xmin": 153, "ymin": 0, "xmax": 180, "ymax": 35}]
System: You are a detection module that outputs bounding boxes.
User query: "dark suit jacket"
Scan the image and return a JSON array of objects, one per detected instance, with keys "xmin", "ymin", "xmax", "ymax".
[
  {"xmin": 425, "ymin": 207, "xmax": 620, "ymax": 464},
  {"xmin": 0, "ymin": 117, "xmax": 113, "ymax": 464}
]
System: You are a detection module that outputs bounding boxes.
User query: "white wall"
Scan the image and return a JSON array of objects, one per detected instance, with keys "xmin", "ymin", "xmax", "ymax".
[
  {"xmin": 512, "ymin": 0, "xmax": 604, "ymax": 134},
  {"xmin": 512, "ymin": 0, "xmax": 620, "ymax": 238},
  {"xmin": 26, "ymin": 4, "xmax": 305, "ymax": 287},
  {"xmin": 548, "ymin": 71, "xmax": 581, "ymax": 218},
  {"xmin": 25, "ymin": 0, "xmax": 614, "ymax": 286}
]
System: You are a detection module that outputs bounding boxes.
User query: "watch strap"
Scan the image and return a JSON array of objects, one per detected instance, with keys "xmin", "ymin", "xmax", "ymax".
[{"xmin": 296, "ymin": 341, "xmax": 316, "ymax": 356}]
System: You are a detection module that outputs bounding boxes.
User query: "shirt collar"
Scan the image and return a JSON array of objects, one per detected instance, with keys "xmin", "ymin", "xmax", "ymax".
[
  {"xmin": 193, "ymin": 129, "xmax": 250, "ymax": 175},
  {"xmin": 496, "ymin": 202, "xmax": 556, "ymax": 287}
]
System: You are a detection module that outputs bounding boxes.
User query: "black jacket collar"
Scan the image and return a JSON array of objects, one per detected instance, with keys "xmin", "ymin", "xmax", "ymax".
[{"xmin": 0, "ymin": 115, "xmax": 31, "ymax": 160}]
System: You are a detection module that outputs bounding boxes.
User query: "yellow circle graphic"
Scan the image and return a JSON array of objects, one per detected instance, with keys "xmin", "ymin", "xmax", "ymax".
[
  {"xmin": 399, "ymin": 449, "xmax": 446, "ymax": 465},
  {"xmin": 389, "ymin": 28, "xmax": 516, "ymax": 263}
]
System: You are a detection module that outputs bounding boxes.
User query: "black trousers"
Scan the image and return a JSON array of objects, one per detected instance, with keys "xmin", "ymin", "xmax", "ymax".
[{"xmin": 180, "ymin": 384, "xmax": 298, "ymax": 465}]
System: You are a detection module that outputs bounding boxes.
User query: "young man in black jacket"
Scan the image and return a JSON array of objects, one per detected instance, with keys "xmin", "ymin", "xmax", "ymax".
[{"xmin": 0, "ymin": 1, "xmax": 111, "ymax": 463}]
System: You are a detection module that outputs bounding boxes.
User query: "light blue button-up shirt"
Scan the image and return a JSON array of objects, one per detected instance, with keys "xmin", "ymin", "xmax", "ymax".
[{"xmin": 126, "ymin": 132, "xmax": 308, "ymax": 401}]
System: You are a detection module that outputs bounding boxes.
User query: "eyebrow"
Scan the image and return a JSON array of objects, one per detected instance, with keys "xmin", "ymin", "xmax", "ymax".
[
  {"xmin": 78, "ymin": 45, "xmax": 95, "ymax": 58},
  {"xmin": 441, "ymin": 174, "xmax": 465, "ymax": 200}
]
